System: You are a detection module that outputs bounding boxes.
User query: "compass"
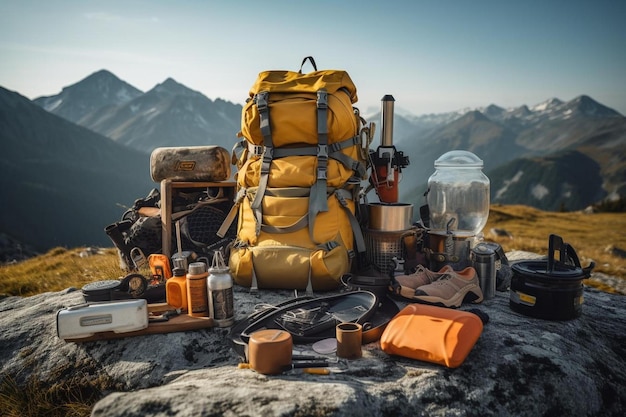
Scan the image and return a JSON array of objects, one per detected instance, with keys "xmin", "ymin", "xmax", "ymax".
[{"xmin": 119, "ymin": 273, "xmax": 148, "ymax": 298}]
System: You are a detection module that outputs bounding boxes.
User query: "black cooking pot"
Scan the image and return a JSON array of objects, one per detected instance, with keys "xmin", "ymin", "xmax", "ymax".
[
  {"xmin": 510, "ymin": 234, "xmax": 594, "ymax": 321},
  {"xmin": 341, "ymin": 272, "xmax": 391, "ymax": 300}
]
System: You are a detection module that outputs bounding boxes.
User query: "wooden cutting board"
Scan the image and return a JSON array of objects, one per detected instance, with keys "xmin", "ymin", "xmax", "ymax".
[{"xmin": 65, "ymin": 304, "xmax": 214, "ymax": 343}]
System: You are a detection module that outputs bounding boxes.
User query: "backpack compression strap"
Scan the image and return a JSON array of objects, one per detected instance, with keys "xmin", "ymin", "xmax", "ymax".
[
  {"xmin": 248, "ymin": 89, "xmax": 332, "ymax": 240},
  {"xmin": 308, "ymin": 89, "xmax": 330, "ymax": 239},
  {"xmin": 247, "ymin": 89, "xmax": 365, "ymax": 242},
  {"xmin": 248, "ymin": 136, "xmax": 366, "ymax": 179},
  {"xmin": 250, "ymin": 91, "xmax": 273, "ymax": 235},
  {"xmin": 255, "ymin": 187, "xmax": 365, "ymax": 260}
]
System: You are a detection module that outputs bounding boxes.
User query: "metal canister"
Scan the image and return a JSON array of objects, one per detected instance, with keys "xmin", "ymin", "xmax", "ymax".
[
  {"xmin": 207, "ymin": 253, "xmax": 235, "ymax": 327},
  {"xmin": 472, "ymin": 243, "xmax": 496, "ymax": 300}
]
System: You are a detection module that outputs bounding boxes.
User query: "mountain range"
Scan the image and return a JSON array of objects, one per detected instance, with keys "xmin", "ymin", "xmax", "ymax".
[
  {"xmin": 392, "ymin": 96, "xmax": 626, "ymax": 212},
  {"xmin": 34, "ymin": 70, "xmax": 241, "ymax": 152},
  {"xmin": 1, "ymin": 69, "xmax": 625, "ymax": 256}
]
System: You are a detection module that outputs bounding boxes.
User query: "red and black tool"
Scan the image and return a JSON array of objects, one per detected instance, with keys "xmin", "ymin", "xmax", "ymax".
[{"xmin": 369, "ymin": 95, "xmax": 409, "ymax": 203}]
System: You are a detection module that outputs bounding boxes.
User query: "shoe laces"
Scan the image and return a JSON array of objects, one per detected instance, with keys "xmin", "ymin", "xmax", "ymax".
[
  {"xmin": 411, "ymin": 265, "xmax": 428, "ymax": 275},
  {"xmin": 430, "ymin": 273, "xmax": 453, "ymax": 286},
  {"xmin": 413, "ymin": 265, "xmax": 440, "ymax": 280}
]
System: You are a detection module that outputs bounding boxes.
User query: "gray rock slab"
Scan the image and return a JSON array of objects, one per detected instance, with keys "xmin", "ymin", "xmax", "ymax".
[{"xmin": 1, "ymin": 259, "xmax": 625, "ymax": 417}]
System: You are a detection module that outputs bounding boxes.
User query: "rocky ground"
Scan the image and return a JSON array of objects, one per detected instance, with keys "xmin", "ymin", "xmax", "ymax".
[{"xmin": 0, "ymin": 252, "xmax": 624, "ymax": 416}]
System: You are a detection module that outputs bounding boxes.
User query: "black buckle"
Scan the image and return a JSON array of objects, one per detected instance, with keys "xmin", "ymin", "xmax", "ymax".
[{"xmin": 316, "ymin": 90, "xmax": 328, "ymax": 109}]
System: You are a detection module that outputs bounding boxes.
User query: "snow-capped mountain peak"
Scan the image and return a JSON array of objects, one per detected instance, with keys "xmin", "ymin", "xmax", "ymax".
[{"xmin": 531, "ymin": 97, "xmax": 564, "ymax": 112}]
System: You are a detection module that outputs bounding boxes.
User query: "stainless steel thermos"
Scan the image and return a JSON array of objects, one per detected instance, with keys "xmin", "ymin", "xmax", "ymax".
[
  {"xmin": 207, "ymin": 251, "xmax": 235, "ymax": 327},
  {"xmin": 472, "ymin": 243, "xmax": 496, "ymax": 300}
]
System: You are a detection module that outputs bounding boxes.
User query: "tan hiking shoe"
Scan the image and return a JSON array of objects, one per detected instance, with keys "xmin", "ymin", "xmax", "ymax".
[
  {"xmin": 412, "ymin": 266, "xmax": 483, "ymax": 308},
  {"xmin": 395, "ymin": 265, "xmax": 452, "ymax": 289},
  {"xmin": 392, "ymin": 265, "xmax": 452, "ymax": 300}
]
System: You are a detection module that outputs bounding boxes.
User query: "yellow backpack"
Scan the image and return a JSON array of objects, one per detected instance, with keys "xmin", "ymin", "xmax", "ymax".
[{"xmin": 225, "ymin": 57, "xmax": 373, "ymax": 291}]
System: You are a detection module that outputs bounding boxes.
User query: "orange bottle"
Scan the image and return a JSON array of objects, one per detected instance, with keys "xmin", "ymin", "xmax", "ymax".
[
  {"xmin": 166, "ymin": 267, "xmax": 188, "ymax": 310},
  {"xmin": 186, "ymin": 262, "xmax": 209, "ymax": 317}
]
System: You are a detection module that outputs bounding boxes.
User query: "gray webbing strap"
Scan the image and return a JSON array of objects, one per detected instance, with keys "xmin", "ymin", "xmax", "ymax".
[
  {"xmin": 264, "ymin": 187, "xmax": 311, "ymax": 198},
  {"xmin": 258, "ymin": 187, "xmax": 310, "ymax": 234},
  {"xmin": 216, "ymin": 204, "xmax": 239, "ymax": 238},
  {"xmin": 334, "ymin": 189, "xmax": 366, "ymax": 255},
  {"xmin": 328, "ymin": 136, "xmax": 367, "ymax": 178},
  {"xmin": 251, "ymin": 91, "xmax": 272, "ymax": 235},
  {"xmin": 258, "ymin": 187, "xmax": 358, "ymax": 238},
  {"xmin": 256, "ymin": 187, "xmax": 313, "ymax": 234},
  {"xmin": 231, "ymin": 140, "xmax": 248, "ymax": 165},
  {"xmin": 260, "ymin": 214, "xmax": 309, "ymax": 234},
  {"xmin": 217, "ymin": 188, "xmax": 247, "ymax": 238},
  {"xmin": 305, "ymin": 265, "xmax": 313, "ymax": 295},
  {"xmin": 319, "ymin": 241, "xmax": 340, "ymax": 252},
  {"xmin": 248, "ymin": 136, "xmax": 366, "ymax": 179},
  {"xmin": 250, "ymin": 264, "xmax": 258, "ymax": 293},
  {"xmin": 308, "ymin": 90, "xmax": 329, "ymax": 241}
]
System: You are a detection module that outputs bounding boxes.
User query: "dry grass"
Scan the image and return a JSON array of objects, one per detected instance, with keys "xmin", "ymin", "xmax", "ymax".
[
  {"xmin": 0, "ymin": 247, "xmax": 148, "ymax": 297},
  {"xmin": 485, "ymin": 204, "xmax": 626, "ymax": 292},
  {"xmin": 0, "ymin": 372, "xmax": 100, "ymax": 417}
]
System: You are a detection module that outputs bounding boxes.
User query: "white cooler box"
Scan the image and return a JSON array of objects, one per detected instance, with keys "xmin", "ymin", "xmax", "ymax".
[{"xmin": 56, "ymin": 299, "xmax": 148, "ymax": 340}]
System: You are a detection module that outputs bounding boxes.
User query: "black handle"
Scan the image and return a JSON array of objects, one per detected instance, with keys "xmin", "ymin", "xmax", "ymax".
[
  {"xmin": 547, "ymin": 234, "xmax": 582, "ymax": 272},
  {"xmin": 299, "ymin": 56, "xmax": 318, "ymax": 73}
]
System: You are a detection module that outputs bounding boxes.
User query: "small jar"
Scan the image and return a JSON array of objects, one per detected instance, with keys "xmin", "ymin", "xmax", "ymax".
[
  {"xmin": 186, "ymin": 262, "xmax": 209, "ymax": 317},
  {"xmin": 427, "ymin": 150, "xmax": 490, "ymax": 237}
]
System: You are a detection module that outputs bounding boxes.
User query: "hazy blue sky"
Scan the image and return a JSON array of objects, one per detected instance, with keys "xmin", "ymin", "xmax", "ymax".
[{"xmin": 1, "ymin": 0, "xmax": 625, "ymax": 116}]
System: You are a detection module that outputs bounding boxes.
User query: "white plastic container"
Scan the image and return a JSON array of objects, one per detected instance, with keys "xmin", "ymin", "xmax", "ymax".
[
  {"xmin": 427, "ymin": 150, "xmax": 490, "ymax": 237},
  {"xmin": 56, "ymin": 299, "xmax": 148, "ymax": 340}
]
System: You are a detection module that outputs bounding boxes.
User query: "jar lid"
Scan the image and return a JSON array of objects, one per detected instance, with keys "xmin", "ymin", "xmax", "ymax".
[
  {"xmin": 209, "ymin": 266, "xmax": 230, "ymax": 274},
  {"xmin": 472, "ymin": 243, "xmax": 495, "ymax": 261},
  {"xmin": 434, "ymin": 150, "xmax": 483, "ymax": 168},
  {"xmin": 188, "ymin": 262, "xmax": 207, "ymax": 275}
]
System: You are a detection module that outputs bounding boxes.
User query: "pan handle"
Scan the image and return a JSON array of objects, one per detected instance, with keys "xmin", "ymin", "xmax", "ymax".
[{"xmin": 547, "ymin": 234, "xmax": 585, "ymax": 272}]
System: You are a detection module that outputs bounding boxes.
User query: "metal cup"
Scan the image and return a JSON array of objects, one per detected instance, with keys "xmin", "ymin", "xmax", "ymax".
[{"xmin": 336, "ymin": 322, "xmax": 362, "ymax": 359}]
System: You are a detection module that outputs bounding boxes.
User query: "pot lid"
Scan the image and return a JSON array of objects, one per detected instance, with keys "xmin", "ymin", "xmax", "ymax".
[
  {"xmin": 511, "ymin": 260, "xmax": 584, "ymax": 280},
  {"xmin": 82, "ymin": 279, "xmax": 121, "ymax": 293},
  {"xmin": 434, "ymin": 150, "xmax": 483, "ymax": 168}
]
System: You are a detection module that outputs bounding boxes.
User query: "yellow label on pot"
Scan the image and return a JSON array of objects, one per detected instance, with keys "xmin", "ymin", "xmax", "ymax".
[{"xmin": 517, "ymin": 291, "xmax": 536, "ymax": 306}]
